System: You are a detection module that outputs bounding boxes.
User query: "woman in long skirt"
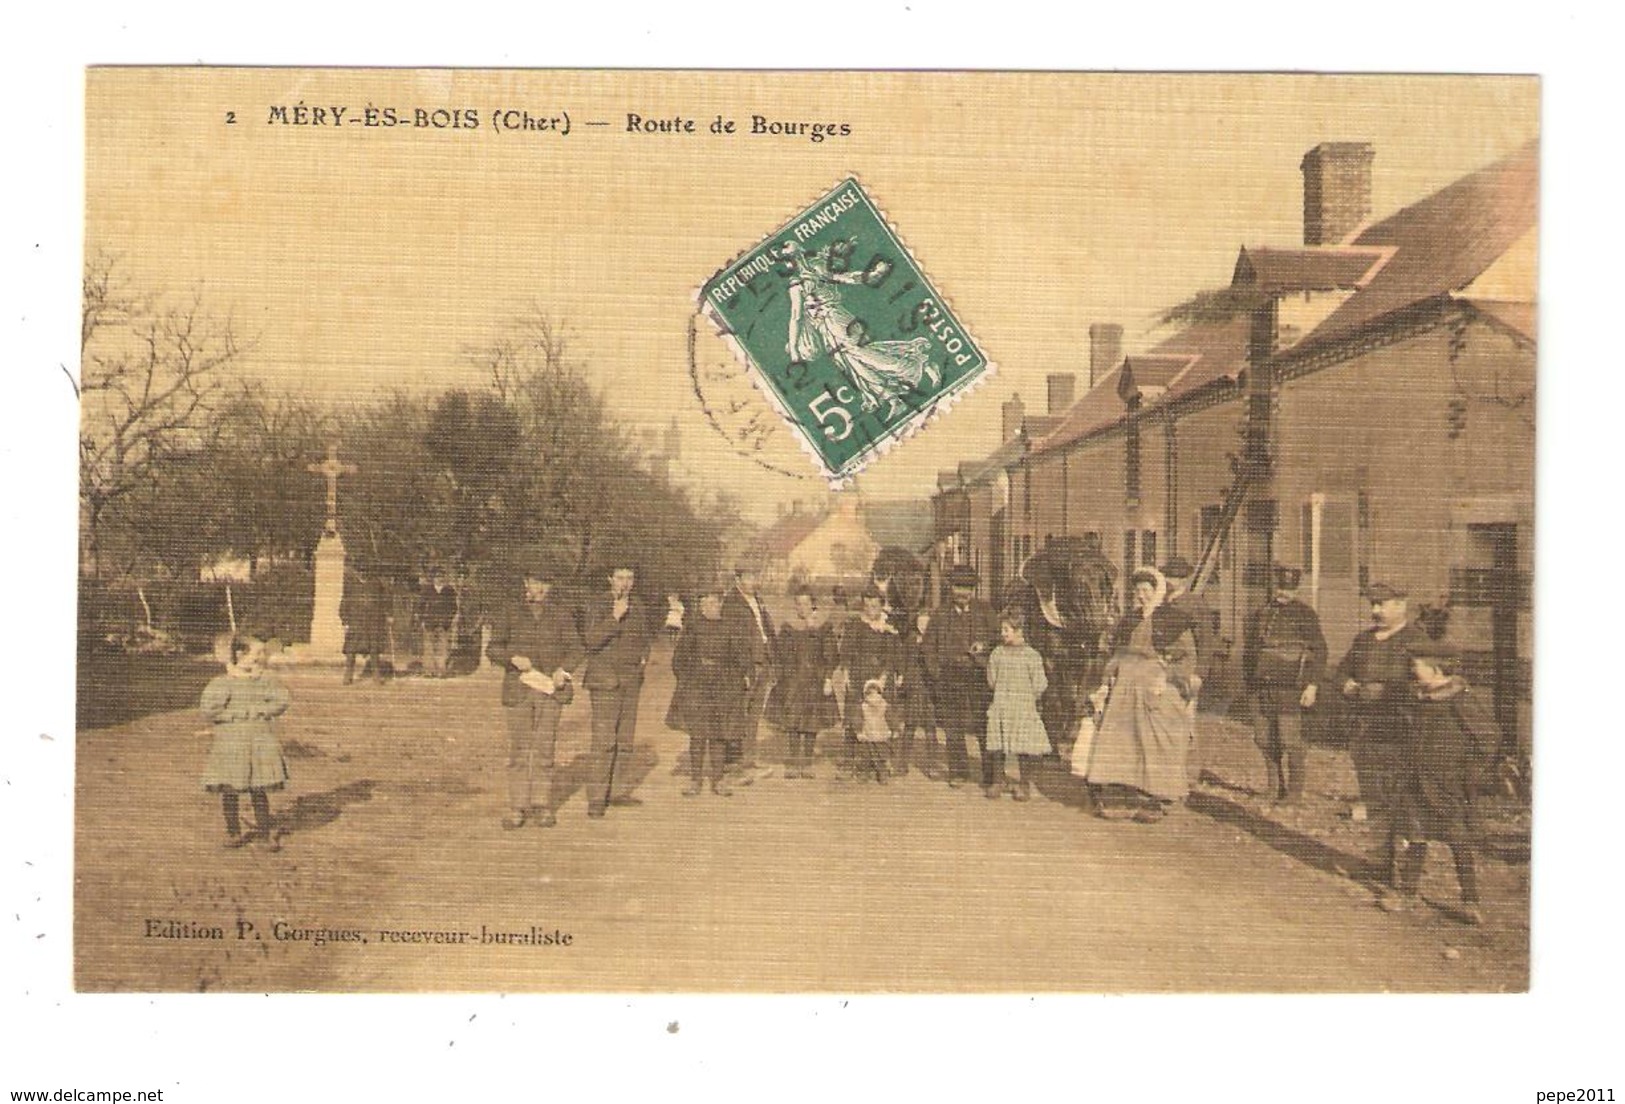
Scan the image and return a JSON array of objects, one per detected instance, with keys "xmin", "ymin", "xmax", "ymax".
[
  {"xmin": 769, "ymin": 586, "xmax": 839, "ymax": 778},
  {"xmin": 1083, "ymin": 567, "xmax": 1198, "ymax": 822}
]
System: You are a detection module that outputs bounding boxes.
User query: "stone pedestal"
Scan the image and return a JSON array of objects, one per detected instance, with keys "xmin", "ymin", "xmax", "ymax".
[{"xmin": 310, "ymin": 531, "xmax": 347, "ymax": 658}]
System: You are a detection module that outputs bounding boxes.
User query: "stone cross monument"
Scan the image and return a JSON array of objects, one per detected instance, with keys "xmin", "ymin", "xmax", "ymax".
[{"xmin": 307, "ymin": 442, "xmax": 357, "ymax": 658}]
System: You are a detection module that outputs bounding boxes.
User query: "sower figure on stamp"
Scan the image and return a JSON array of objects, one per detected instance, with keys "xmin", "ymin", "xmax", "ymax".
[
  {"xmin": 1379, "ymin": 638, "xmax": 1500, "ymax": 925},
  {"xmin": 1242, "ymin": 565, "xmax": 1328, "ymax": 805},
  {"xmin": 720, "ymin": 557, "xmax": 777, "ymax": 786},
  {"xmin": 922, "ymin": 564, "xmax": 999, "ymax": 789},
  {"xmin": 1336, "ymin": 583, "xmax": 1428, "ymax": 823},
  {"xmin": 667, "ymin": 584, "xmax": 734, "ymax": 797},
  {"xmin": 488, "ymin": 557, "xmax": 581, "ymax": 830},
  {"xmin": 579, "ymin": 558, "xmax": 653, "ymax": 819},
  {"xmin": 781, "ymin": 238, "xmax": 939, "ymax": 420}
]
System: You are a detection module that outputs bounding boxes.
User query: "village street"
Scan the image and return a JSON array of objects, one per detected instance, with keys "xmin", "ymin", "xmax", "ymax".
[{"xmin": 74, "ymin": 643, "xmax": 1528, "ymax": 993}]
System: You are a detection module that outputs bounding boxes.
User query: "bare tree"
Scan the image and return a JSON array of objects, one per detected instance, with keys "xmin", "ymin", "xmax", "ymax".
[{"xmin": 79, "ymin": 256, "xmax": 242, "ymax": 578}]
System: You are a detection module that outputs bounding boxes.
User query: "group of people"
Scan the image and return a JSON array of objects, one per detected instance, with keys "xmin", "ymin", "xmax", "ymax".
[
  {"xmin": 198, "ymin": 548, "xmax": 1504, "ymax": 924},
  {"xmin": 1241, "ymin": 566, "xmax": 1501, "ymax": 922},
  {"xmin": 337, "ymin": 564, "xmax": 463, "ymax": 684},
  {"xmin": 661, "ymin": 562, "xmax": 1056, "ymax": 799}
]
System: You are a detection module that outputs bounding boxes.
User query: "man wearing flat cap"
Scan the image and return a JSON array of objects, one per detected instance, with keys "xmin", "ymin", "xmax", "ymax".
[
  {"xmin": 1242, "ymin": 565, "xmax": 1328, "ymax": 804},
  {"xmin": 487, "ymin": 556, "xmax": 582, "ymax": 830},
  {"xmin": 921, "ymin": 564, "xmax": 1000, "ymax": 787},
  {"xmin": 1335, "ymin": 582, "xmax": 1428, "ymax": 822},
  {"xmin": 720, "ymin": 555, "xmax": 777, "ymax": 785}
]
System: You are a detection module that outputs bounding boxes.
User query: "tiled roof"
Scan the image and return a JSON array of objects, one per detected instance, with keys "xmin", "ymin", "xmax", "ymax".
[
  {"xmin": 1461, "ymin": 298, "xmax": 1537, "ymax": 343},
  {"xmin": 1032, "ymin": 315, "xmax": 1250, "ymax": 456},
  {"xmin": 1307, "ymin": 139, "xmax": 1539, "ymax": 345},
  {"xmin": 1030, "ymin": 367, "xmax": 1130, "ymax": 454},
  {"xmin": 1232, "ymin": 245, "xmax": 1389, "ymax": 294},
  {"xmin": 1117, "ymin": 353, "xmax": 1197, "ymax": 400},
  {"xmin": 1019, "ymin": 140, "xmax": 1537, "ymax": 462}
]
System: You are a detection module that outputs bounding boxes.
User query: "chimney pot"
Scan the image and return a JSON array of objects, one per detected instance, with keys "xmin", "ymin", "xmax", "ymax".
[
  {"xmin": 1001, "ymin": 394, "xmax": 1026, "ymax": 442},
  {"xmin": 1089, "ymin": 323, "xmax": 1124, "ymax": 389},
  {"xmin": 1302, "ymin": 142, "xmax": 1375, "ymax": 246},
  {"xmin": 1046, "ymin": 373, "xmax": 1077, "ymax": 416}
]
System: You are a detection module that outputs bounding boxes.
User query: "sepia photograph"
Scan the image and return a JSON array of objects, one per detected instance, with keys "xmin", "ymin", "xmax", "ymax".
[
  {"xmin": 68, "ymin": 68, "xmax": 1543, "ymax": 997},
  {"xmin": 10, "ymin": 0, "xmax": 1625, "ymax": 1088}
]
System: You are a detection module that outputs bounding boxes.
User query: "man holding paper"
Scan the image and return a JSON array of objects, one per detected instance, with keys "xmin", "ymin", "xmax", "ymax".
[{"xmin": 488, "ymin": 560, "xmax": 582, "ymax": 830}]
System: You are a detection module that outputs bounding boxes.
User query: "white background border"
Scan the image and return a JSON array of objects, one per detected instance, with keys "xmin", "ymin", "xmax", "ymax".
[{"xmin": 4, "ymin": 4, "xmax": 1619, "ymax": 1100}]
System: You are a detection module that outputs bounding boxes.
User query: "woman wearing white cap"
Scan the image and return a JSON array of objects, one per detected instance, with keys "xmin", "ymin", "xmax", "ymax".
[{"xmin": 1081, "ymin": 567, "xmax": 1199, "ymax": 822}]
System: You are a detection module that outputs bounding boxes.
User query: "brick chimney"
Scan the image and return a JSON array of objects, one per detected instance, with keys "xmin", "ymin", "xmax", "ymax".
[
  {"xmin": 1002, "ymin": 394, "xmax": 1026, "ymax": 441},
  {"xmin": 1089, "ymin": 323, "xmax": 1123, "ymax": 389},
  {"xmin": 1301, "ymin": 142, "xmax": 1375, "ymax": 246},
  {"xmin": 1046, "ymin": 373, "xmax": 1076, "ymax": 416}
]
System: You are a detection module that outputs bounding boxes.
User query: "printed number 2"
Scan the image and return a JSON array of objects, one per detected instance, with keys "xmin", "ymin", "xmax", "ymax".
[
  {"xmin": 809, "ymin": 390, "xmax": 854, "ymax": 442},
  {"xmin": 225, "ymin": 111, "xmax": 236, "ymax": 125}
]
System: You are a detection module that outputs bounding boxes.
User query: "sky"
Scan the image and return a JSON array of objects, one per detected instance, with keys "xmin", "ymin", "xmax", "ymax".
[{"xmin": 85, "ymin": 70, "xmax": 1538, "ymax": 519}]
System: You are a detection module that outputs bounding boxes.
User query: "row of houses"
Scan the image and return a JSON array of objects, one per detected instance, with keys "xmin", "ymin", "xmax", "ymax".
[{"xmin": 933, "ymin": 140, "xmax": 1537, "ymax": 748}]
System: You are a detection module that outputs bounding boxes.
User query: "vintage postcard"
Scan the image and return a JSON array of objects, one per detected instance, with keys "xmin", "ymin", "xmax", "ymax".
[{"xmin": 77, "ymin": 69, "xmax": 1536, "ymax": 993}]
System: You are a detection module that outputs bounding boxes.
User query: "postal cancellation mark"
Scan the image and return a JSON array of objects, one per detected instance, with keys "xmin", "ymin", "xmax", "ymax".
[{"xmin": 700, "ymin": 178, "xmax": 992, "ymax": 481}]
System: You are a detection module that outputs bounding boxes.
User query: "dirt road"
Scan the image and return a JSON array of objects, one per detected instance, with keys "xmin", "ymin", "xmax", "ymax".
[{"xmin": 74, "ymin": 649, "xmax": 1528, "ymax": 992}]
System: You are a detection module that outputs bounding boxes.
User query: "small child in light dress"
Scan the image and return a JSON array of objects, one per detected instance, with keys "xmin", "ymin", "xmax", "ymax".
[
  {"xmin": 199, "ymin": 635, "xmax": 291, "ymax": 849},
  {"xmin": 985, "ymin": 613, "xmax": 1051, "ymax": 800},
  {"xmin": 856, "ymin": 677, "xmax": 896, "ymax": 783}
]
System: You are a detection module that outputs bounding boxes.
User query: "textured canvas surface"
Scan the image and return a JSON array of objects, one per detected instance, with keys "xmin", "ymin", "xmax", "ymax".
[{"xmin": 76, "ymin": 69, "xmax": 1537, "ymax": 993}]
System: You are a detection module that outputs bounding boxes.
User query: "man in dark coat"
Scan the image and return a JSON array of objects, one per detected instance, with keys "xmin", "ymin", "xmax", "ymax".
[
  {"xmin": 1336, "ymin": 582, "xmax": 1429, "ymax": 822},
  {"xmin": 579, "ymin": 559, "xmax": 653, "ymax": 818},
  {"xmin": 416, "ymin": 566, "xmax": 459, "ymax": 678},
  {"xmin": 341, "ymin": 567, "xmax": 394, "ymax": 685},
  {"xmin": 719, "ymin": 559, "xmax": 777, "ymax": 785},
  {"xmin": 921, "ymin": 564, "xmax": 1000, "ymax": 787},
  {"xmin": 667, "ymin": 586, "xmax": 735, "ymax": 796},
  {"xmin": 1381, "ymin": 638, "xmax": 1499, "ymax": 925},
  {"xmin": 487, "ymin": 561, "xmax": 582, "ymax": 829},
  {"xmin": 1243, "ymin": 565, "xmax": 1328, "ymax": 804}
]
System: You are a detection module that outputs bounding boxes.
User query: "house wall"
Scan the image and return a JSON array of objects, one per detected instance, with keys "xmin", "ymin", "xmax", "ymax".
[{"xmin": 994, "ymin": 308, "xmax": 1533, "ymax": 748}]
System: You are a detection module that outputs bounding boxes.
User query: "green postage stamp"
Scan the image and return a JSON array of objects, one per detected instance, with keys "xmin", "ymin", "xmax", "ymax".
[{"xmin": 700, "ymin": 178, "xmax": 993, "ymax": 481}]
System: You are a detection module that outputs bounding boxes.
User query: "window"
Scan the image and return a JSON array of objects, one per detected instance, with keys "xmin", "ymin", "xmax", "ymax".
[
  {"xmin": 1321, "ymin": 503, "xmax": 1353, "ymax": 578},
  {"xmin": 1301, "ymin": 497, "xmax": 1355, "ymax": 595}
]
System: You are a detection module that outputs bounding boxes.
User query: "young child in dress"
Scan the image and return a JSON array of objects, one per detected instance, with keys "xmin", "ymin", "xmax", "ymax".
[
  {"xmin": 200, "ymin": 634, "xmax": 291, "ymax": 850},
  {"xmin": 985, "ymin": 612, "xmax": 1051, "ymax": 801},
  {"xmin": 856, "ymin": 677, "xmax": 896, "ymax": 783}
]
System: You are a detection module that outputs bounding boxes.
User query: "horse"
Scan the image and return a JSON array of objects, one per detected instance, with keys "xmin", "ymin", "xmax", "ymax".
[{"xmin": 1001, "ymin": 537, "xmax": 1122, "ymax": 748}]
